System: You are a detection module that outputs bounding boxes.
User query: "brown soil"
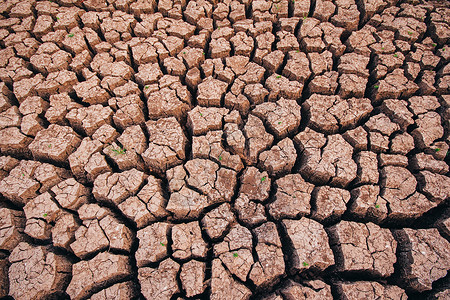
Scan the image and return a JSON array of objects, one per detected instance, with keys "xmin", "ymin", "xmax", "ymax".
[{"xmin": 0, "ymin": 0, "xmax": 449, "ymax": 299}]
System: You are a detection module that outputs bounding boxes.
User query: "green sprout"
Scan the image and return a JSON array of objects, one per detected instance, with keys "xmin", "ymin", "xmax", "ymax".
[
  {"xmin": 183, "ymin": 51, "xmax": 186, "ymax": 54},
  {"xmin": 303, "ymin": 15, "xmax": 307, "ymax": 20},
  {"xmin": 56, "ymin": 17, "xmax": 59, "ymax": 20},
  {"xmin": 374, "ymin": 85, "xmax": 379, "ymax": 89},
  {"xmin": 68, "ymin": 33, "xmax": 74, "ymax": 37},
  {"xmin": 160, "ymin": 242, "xmax": 165, "ymax": 246},
  {"xmin": 233, "ymin": 252, "xmax": 238, "ymax": 257},
  {"xmin": 408, "ymin": 31, "xmax": 413, "ymax": 35},
  {"xmin": 48, "ymin": 144, "xmax": 52, "ymax": 148},
  {"xmin": 111, "ymin": 147, "xmax": 126, "ymax": 155},
  {"xmin": 21, "ymin": 173, "xmax": 25, "ymax": 177},
  {"xmin": 199, "ymin": 112, "xmax": 203, "ymax": 117},
  {"xmin": 381, "ymin": 47, "xmax": 385, "ymax": 50},
  {"xmin": 43, "ymin": 213, "xmax": 48, "ymax": 217},
  {"xmin": 145, "ymin": 85, "xmax": 150, "ymax": 89},
  {"xmin": 296, "ymin": 49, "xmax": 300, "ymax": 52},
  {"xmin": 375, "ymin": 204, "xmax": 380, "ymax": 208},
  {"xmin": 443, "ymin": 48, "xmax": 446, "ymax": 51},
  {"xmin": 432, "ymin": 43, "xmax": 437, "ymax": 47},
  {"xmin": 435, "ymin": 148, "xmax": 441, "ymax": 152},
  {"xmin": 278, "ymin": 121, "xmax": 281, "ymax": 124},
  {"xmin": 276, "ymin": 75, "xmax": 281, "ymax": 78},
  {"xmin": 292, "ymin": 195, "xmax": 296, "ymax": 198},
  {"xmin": 219, "ymin": 156, "xmax": 223, "ymax": 161},
  {"xmin": 302, "ymin": 262, "xmax": 309, "ymax": 267},
  {"xmin": 393, "ymin": 53, "xmax": 398, "ymax": 58},
  {"xmin": 261, "ymin": 176, "xmax": 267, "ymax": 182},
  {"xmin": 203, "ymin": 52, "xmax": 205, "ymax": 55}
]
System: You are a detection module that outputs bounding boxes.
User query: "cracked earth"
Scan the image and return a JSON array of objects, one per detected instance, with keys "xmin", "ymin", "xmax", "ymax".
[{"xmin": 0, "ymin": 0, "xmax": 449, "ymax": 299}]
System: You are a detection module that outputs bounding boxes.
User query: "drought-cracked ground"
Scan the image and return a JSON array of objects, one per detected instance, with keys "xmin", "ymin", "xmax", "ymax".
[{"xmin": 0, "ymin": 0, "xmax": 449, "ymax": 299}]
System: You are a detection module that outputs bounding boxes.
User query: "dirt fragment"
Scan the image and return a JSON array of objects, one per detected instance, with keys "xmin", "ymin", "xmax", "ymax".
[
  {"xmin": 282, "ymin": 218, "xmax": 334, "ymax": 274},
  {"xmin": 67, "ymin": 252, "xmax": 131, "ymax": 300},
  {"xmin": 138, "ymin": 258, "xmax": 180, "ymax": 300},
  {"xmin": 328, "ymin": 221, "xmax": 397, "ymax": 277},
  {"xmin": 393, "ymin": 228, "xmax": 450, "ymax": 292},
  {"xmin": 9, "ymin": 242, "xmax": 71, "ymax": 300}
]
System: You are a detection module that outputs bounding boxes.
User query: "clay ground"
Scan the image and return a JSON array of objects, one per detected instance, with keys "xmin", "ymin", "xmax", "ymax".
[{"xmin": 0, "ymin": 0, "xmax": 450, "ymax": 299}]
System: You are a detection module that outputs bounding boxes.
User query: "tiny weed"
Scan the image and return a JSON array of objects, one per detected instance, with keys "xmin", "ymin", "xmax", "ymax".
[
  {"xmin": 276, "ymin": 75, "xmax": 281, "ymax": 78},
  {"xmin": 43, "ymin": 213, "xmax": 48, "ymax": 217},
  {"xmin": 374, "ymin": 85, "xmax": 379, "ymax": 89},
  {"xmin": 381, "ymin": 47, "xmax": 385, "ymax": 50},
  {"xmin": 393, "ymin": 53, "xmax": 398, "ymax": 58},
  {"xmin": 145, "ymin": 85, "xmax": 149, "ymax": 89},
  {"xmin": 261, "ymin": 176, "xmax": 267, "ymax": 182},
  {"xmin": 443, "ymin": 48, "xmax": 446, "ymax": 51},
  {"xmin": 68, "ymin": 33, "xmax": 74, "ymax": 37},
  {"xmin": 160, "ymin": 242, "xmax": 165, "ymax": 246},
  {"xmin": 199, "ymin": 112, "xmax": 203, "ymax": 117},
  {"xmin": 48, "ymin": 144, "xmax": 52, "ymax": 148},
  {"xmin": 302, "ymin": 262, "xmax": 309, "ymax": 267},
  {"xmin": 435, "ymin": 148, "xmax": 441, "ymax": 152},
  {"xmin": 292, "ymin": 195, "xmax": 296, "ymax": 198},
  {"xmin": 21, "ymin": 173, "xmax": 25, "ymax": 177},
  {"xmin": 278, "ymin": 121, "xmax": 281, "ymax": 124},
  {"xmin": 56, "ymin": 17, "xmax": 60, "ymax": 20},
  {"xmin": 303, "ymin": 15, "xmax": 307, "ymax": 20},
  {"xmin": 233, "ymin": 252, "xmax": 238, "ymax": 257},
  {"xmin": 432, "ymin": 43, "xmax": 437, "ymax": 47},
  {"xmin": 292, "ymin": 0, "xmax": 295, "ymax": 2},
  {"xmin": 408, "ymin": 31, "xmax": 413, "ymax": 35},
  {"xmin": 111, "ymin": 147, "xmax": 126, "ymax": 155},
  {"xmin": 296, "ymin": 49, "xmax": 300, "ymax": 52},
  {"xmin": 375, "ymin": 204, "xmax": 380, "ymax": 208},
  {"xmin": 202, "ymin": 52, "xmax": 205, "ymax": 55},
  {"xmin": 183, "ymin": 51, "xmax": 186, "ymax": 54},
  {"xmin": 219, "ymin": 156, "xmax": 223, "ymax": 161}
]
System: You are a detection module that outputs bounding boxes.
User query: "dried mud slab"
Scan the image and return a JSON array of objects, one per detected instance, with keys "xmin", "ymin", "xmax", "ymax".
[
  {"xmin": 67, "ymin": 252, "xmax": 131, "ymax": 300},
  {"xmin": 380, "ymin": 166, "xmax": 439, "ymax": 220},
  {"xmin": 269, "ymin": 174, "xmax": 314, "ymax": 219},
  {"xmin": 280, "ymin": 279, "xmax": 333, "ymax": 299},
  {"xmin": 142, "ymin": 117, "xmax": 187, "ymax": 175},
  {"xmin": 90, "ymin": 281, "xmax": 136, "ymax": 300},
  {"xmin": 334, "ymin": 281, "xmax": 407, "ymax": 299},
  {"xmin": 71, "ymin": 204, "xmax": 133, "ymax": 259},
  {"xmin": 0, "ymin": 208, "xmax": 25, "ymax": 251},
  {"xmin": 393, "ymin": 228, "xmax": 450, "ymax": 292},
  {"xmin": 136, "ymin": 222, "xmax": 171, "ymax": 266},
  {"xmin": 9, "ymin": 242, "xmax": 71, "ymax": 300},
  {"xmin": 296, "ymin": 130, "xmax": 357, "ymax": 187},
  {"xmin": 28, "ymin": 124, "xmax": 81, "ymax": 164},
  {"xmin": 138, "ymin": 258, "xmax": 180, "ymax": 300},
  {"xmin": 328, "ymin": 221, "xmax": 397, "ymax": 277},
  {"xmin": 282, "ymin": 218, "xmax": 335, "ymax": 274}
]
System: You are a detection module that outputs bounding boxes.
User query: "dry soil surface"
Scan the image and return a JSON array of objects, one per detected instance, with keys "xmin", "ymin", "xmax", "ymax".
[{"xmin": 0, "ymin": 0, "xmax": 449, "ymax": 299}]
